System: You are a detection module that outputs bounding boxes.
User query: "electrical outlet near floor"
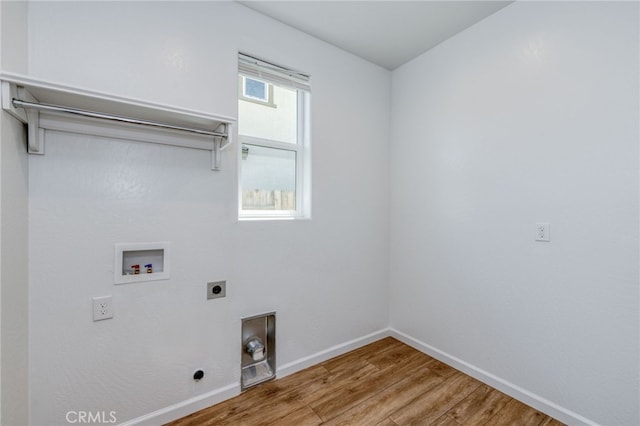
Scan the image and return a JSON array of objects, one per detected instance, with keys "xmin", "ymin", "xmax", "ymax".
[{"xmin": 92, "ymin": 296, "xmax": 114, "ymax": 321}]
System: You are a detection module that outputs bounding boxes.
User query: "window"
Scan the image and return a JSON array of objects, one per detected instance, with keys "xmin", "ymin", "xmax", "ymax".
[
  {"xmin": 240, "ymin": 77, "xmax": 274, "ymax": 106},
  {"xmin": 238, "ymin": 53, "xmax": 311, "ymax": 219}
]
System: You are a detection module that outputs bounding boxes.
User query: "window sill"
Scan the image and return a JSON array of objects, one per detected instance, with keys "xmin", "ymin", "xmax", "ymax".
[{"xmin": 238, "ymin": 213, "xmax": 311, "ymax": 222}]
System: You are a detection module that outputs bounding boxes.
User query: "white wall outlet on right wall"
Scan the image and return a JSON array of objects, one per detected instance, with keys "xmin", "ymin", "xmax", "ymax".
[{"xmin": 536, "ymin": 222, "xmax": 550, "ymax": 242}]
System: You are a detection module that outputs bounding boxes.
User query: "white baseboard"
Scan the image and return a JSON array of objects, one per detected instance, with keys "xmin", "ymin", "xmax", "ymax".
[
  {"xmin": 118, "ymin": 382, "xmax": 240, "ymax": 426},
  {"xmin": 121, "ymin": 327, "xmax": 595, "ymax": 426},
  {"xmin": 388, "ymin": 328, "xmax": 598, "ymax": 426},
  {"xmin": 276, "ymin": 328, "xmax": 391, "ymax": 379},
  {"xmin": 119, "ymin": 328, "xmax": 390, "ymax": 425}
]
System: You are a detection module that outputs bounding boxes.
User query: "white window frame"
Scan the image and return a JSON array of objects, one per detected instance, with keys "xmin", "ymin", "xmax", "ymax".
[{"xmin": 237, "ymin": 54, "xmax": 311, "ymax": 220}]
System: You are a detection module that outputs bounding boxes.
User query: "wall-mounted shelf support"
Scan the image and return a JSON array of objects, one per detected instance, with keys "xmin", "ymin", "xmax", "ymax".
[
  {"xmin": 24, "ymin": 108, "xmax": 44, "ymax": 154},
  {"xmin": 1, "ymin": 72, "xmax": 235, "ymax": 170},
  {"xmin": 1, "ymin": 81, "xmax": 45, "ymax": 154}
]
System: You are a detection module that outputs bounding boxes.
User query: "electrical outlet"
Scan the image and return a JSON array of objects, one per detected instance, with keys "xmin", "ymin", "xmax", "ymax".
[
  {"xmin": 92, "ymin": 296, "xmax": 114, "ymax": 321},
  {"xmin": 535, "ymin": 222, "xmax": 550, "ymax": 242},
  {"xmin": 207, "ymin": 281, "xmax": 226, "ymax": 300}
]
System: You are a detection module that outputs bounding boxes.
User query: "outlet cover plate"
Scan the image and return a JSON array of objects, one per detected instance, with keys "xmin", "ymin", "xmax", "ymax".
[
  {"xmin": 207, "ymin": 281, "xmax": 226, "ymax": 300},
  {"xmin": 536, "ymin": 222, "xmax": 550, "ymax": 242},
  {"xmin": 93, "ymin": 296, "xmax": 114, "ymax": 321}
]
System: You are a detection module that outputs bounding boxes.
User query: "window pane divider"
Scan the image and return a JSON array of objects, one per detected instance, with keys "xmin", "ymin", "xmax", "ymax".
[{"xmin": 239, "ymin": 135, "xmax": 301, "ymax": 153}]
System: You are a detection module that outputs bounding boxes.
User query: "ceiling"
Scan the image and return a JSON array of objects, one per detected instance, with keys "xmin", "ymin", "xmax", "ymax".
[{"xmin": 238, "ymin": 1, "xmax": 513, "ymax": 70}]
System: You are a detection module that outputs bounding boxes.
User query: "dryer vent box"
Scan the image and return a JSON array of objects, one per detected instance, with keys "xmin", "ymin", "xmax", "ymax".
[{"xmin": 241, "ymin": 312, "xmax": 276, "ymax": 390}]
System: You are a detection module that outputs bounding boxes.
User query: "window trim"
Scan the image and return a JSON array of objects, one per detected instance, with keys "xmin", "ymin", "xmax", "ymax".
[{"xmin": 238, "ymin": 53, "xmax": 310, "ymax": 92}]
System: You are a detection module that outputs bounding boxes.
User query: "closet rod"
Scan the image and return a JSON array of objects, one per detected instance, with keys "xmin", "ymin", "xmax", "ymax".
[{"xmin": 11, "ymin": 98, "xmax": 227, "ymax": 138}]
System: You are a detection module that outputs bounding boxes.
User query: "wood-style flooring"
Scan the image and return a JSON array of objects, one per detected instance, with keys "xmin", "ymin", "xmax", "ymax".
[{"xmin": 168, "ymin": 337, "xmax": 564, "ymax": 426}]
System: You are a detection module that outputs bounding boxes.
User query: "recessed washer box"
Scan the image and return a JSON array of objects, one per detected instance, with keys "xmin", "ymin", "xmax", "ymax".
[{"xmin": 114, "ymin": 242, "xmax": 170, "ymax": 284}]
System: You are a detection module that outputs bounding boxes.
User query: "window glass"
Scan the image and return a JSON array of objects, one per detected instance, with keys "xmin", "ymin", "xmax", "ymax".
[
  {"xmin": 239, "ymin": 84, "xmax": 298, "ymax": 144},
  {"xmin": 244, "ymin": 77, "xmax": 267, "ymax": 101},
  {"xmin": 241, "ymin": 145, "xmax": 296, "ymax": 211}
]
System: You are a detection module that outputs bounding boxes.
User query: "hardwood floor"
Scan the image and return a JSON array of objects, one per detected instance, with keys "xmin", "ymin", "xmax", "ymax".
[{"xmin": 168, "ymin": 337, "xmax": 564, "ymax": 426}]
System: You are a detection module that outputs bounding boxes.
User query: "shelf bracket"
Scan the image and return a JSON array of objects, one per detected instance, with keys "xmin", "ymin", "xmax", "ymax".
[
  {"xmin": 211, "ymin": 123, "xmax": 230, "ymax": 171},
  {"xmin": 217, "ymin": 123, "xmax": 231, "ymax": 151},
  {"xmin": 1, "ymin": 81, "xmax": 26, "ymax": 122},
  {"xmin": 25, "ymin": 107, "xmax": 45, "ymax": 154},
  {"xmin": 211, "ymin": 137, "xmax": 222, "ymax": 171},
  {"xmin": 1, "ymin": 82, "xmax": 45, "ymax": 154}
]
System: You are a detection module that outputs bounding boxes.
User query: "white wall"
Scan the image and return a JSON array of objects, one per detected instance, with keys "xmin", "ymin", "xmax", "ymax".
[
  {"xmin": 0, "ymin": 114, "xmax": 29, "ymax": 426},
  {"xmin": 1, "ymin": 0, "xmax": 28, "ymax": 73},
  {"xmin": 390, "ymin": 2, "xmax": 639, "ymax": 425},
  {"xmin": 0, "ymin": 1, "xmax": 29, "ymax": 425},
  {"xmin": 27, "ymin": 1, "xmax": 390, "ymax": 424}
]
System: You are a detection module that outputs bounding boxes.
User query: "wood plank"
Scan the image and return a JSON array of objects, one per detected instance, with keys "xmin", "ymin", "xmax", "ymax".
[
  {"xmin": 321, "ymin": 366, "xmax": 445, "ymax": 426},
  {"xmin": 429, "ymin": 414, "xmax": 464, "ymax": 426},
  {"xmin": 311, "ymin": 351, "xmax": 432, "ymax": 421},
  {"xmin": 486, "ymin": 398, "xmax": 548, "ymax": 426},
  {"xmin": 320, "ymin": 337, "xmax": 404, "ymax": 372},
  {"xmin": 167, "ymin": 365, "xmax": 327, "ymax": 426},
  {"xmin": 445, "ymin": 384, "xmax": 512, "ymax": 424},
  {"xmin": 389, "ymin": 372, "xmax": 482, "ymax": 425},
  {"xmin": 375, "ymin": 419, "xmax": 398, "ymax": 426},
  {"xmin": 214, "ymin": 366, "xmax": 330, "ymax": 426},
  {"xmin": 264, "ymin": 406, "xmax": 322, "ymax": 426},
  {"xmin": 213, "ymin": 391, "xmax": 307, "ymax": 426},
  {"xmin": 424, "ymin": 357, "xmax": 458, "ymax": 378},
  {"xmin": 540, "ymin": 416, "xmax": 566, "ymax": 426},
  {"xmin": 299, "ymin": 360, "xmax": 379, "ymax": 405},
  {"xmin": 366, "ymin": 342, "xmax": 431, "ymax": 371}
]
